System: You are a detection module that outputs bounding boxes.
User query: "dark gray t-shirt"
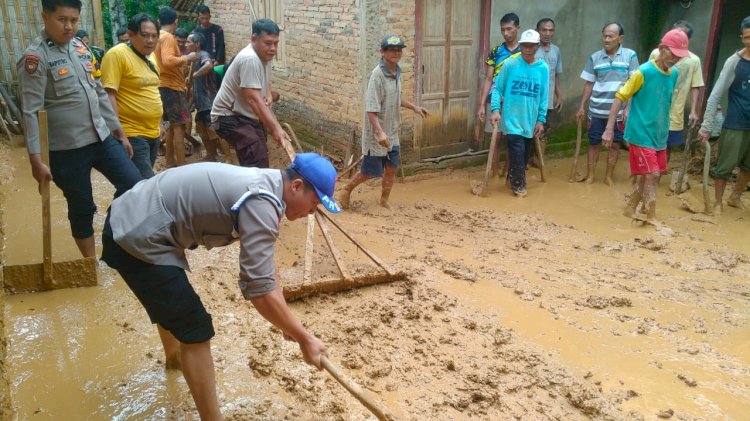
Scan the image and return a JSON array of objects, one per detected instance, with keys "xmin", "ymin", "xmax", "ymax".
[
  {"xmin": 192, "ymin": 50, "xmax": 219, "ymax": 113},
  {"xmin": 725, "ymin": 56, "xmax": 750, "ymax": 130}
]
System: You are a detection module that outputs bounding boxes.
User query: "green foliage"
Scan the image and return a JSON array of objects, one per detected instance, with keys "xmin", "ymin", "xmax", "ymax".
[{"xmin": 100, "ymin": 0, "xmax": 176, "ymax": 48}]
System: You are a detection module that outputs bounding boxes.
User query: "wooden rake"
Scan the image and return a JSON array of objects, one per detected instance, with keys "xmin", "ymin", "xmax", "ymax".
[{"xmin": 278, "ymin": 131, "xmax": 407, "ymax": 302}]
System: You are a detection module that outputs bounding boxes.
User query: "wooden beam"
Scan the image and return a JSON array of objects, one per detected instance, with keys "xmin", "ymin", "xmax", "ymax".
[{"xmin": 91, "ymin": 0, "xmax": 105, "ymax": 47}]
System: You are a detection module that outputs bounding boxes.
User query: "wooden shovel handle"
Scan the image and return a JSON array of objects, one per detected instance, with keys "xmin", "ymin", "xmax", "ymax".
[
  {"xmin": 321, "ymin": 356, "xmax": 395, "ymax": 421},
  {"xmin": 534, "ymin": 135, "xmax": 546, "ymax": 182},
  {"xmin": 39, "ymin": 110, "xmax": 53, "ymax": 287},
  {"xmin": 480, "ymin": 124, "xmax": 499, "ymax": 197},
  {"xmin": 569, "ymin": 119, "xmax": 583, "ymax": 182}
]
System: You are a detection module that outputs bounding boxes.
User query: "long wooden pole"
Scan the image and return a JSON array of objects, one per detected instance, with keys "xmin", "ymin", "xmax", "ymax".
[
  {"xmin": 39, "ymin": 111, "xmax": 53, "ymax": 288},
  {"xmin": 320, "ymin": 356, "xmax": 395, "ymax": 421}
]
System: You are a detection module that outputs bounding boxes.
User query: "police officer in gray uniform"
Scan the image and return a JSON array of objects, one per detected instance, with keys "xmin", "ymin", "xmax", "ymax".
[
  {"xmin": 18, "ymin": 0, "xmax": 141, "ymax": 258},
  {"xmin": 102, "ymin": 153, "xmax": 340, "ymax": 419}
]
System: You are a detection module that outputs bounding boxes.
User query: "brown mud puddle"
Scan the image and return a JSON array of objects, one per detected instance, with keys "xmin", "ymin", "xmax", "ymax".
[{"xmin": 2, "ymin": 141, "xmax": 749, "ymax": 420}]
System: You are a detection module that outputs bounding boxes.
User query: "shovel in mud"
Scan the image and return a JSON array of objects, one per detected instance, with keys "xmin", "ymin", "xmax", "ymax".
[
  {"xmin": 3, "ymin": 111, "xmax": 97, "ymax": 293},
  {"xmin": 471, "ymin": 123, "xmax": 498, "ymax": 196},
  {"xmin": 568, "ymin": 119, "xmax": 586, "ymax": 182}
]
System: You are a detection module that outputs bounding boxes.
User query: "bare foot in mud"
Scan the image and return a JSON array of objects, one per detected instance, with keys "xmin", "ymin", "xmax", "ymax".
[
  {"xmin": 605, "ymin": 176, "xmax": 613, "ymax": 186},
  {"xmin": 586, "ymin": 176, "xmax": 594, "ymax": 184}
]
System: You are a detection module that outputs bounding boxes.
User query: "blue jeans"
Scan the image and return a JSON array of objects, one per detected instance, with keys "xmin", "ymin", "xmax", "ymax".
[
  {"xmin": 129, "ymin": 135, "xmax": 160, "ymax": 178},
  {"xmin": 506, "ymin": 134, "xmax": 533, "ymax": 192},
  {"xmin": 49, "ymin": 135, "xmax": 142, "ymax": 238}
]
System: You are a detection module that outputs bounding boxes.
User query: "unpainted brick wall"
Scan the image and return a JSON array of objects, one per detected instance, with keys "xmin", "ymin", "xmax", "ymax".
[{"xmin": 208, "ymin": 0, "xmax": 418, "ymax": 160}]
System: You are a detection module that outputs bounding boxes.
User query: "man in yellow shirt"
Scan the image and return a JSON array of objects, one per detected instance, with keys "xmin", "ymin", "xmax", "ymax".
[
  {"xmin": 155, "ymin": 7, "xmax": 197, "ymax": 167},
  {"xmin": 648, "ymin": 21, "xmax": 704, "ymax": 164},
  {"xmin": 101, "ymin": 13, "xmax": 163, "ymax": 178}
]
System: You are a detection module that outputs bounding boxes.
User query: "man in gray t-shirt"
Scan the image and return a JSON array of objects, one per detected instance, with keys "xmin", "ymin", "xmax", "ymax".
[
  {"xmin": 337, "ymin": 35, "xmax": 428, "ymax": 210},
  {"xmin": 210, "ymin": 18, "xmax": 293, "ymax": 167},
  {"xmin": 533, "ymin": 18, "xmax": 562, "ymax": 167},
  {"xmin": 102, "ymin": 153, "xmax": 340, "ymax": 419}
]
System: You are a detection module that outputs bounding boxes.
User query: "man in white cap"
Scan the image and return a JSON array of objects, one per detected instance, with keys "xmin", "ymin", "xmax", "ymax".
[
  {"xmin": 490, "ymin": 29, "xmax": 549, "ymax": 197},
  {"xmin": 602, "ymin": 29, "xmax": 689, "ymax": 222},
  {"xmin": 102, "ymin": 153, "xmax": 340, "ymax": 419}
]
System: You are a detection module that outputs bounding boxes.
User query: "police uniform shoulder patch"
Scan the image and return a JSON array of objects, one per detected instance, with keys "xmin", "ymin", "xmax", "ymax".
[{"xmin": 24, "ymin": 54, "xmax": 41, "ymax": 74}]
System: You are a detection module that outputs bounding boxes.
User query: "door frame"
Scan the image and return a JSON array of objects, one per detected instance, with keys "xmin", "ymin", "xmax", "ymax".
[{"xmin": 413, "ymin": 0, "xmax": 491, "ymax": 159}]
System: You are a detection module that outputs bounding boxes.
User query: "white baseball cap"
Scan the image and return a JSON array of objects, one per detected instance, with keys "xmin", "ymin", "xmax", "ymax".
[{"xmin": 519, "ymin": 29, "xmax": 540, "ymax": 45}]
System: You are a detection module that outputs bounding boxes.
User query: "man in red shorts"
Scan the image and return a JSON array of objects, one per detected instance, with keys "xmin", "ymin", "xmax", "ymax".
[{"xmin": 602, "ymin": 29, "xmax": 689, "ymax": 223}]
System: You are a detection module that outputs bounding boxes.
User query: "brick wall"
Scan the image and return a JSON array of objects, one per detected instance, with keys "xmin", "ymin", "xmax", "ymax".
[{"xmin": 209, "ymin": 0, "xmax": 418, "ymax": 161}]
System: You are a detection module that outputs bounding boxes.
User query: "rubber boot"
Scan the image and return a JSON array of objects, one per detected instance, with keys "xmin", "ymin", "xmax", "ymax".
[
  {"xmin": 727, "ymin": 192, "xmax": 745, "ymax": 210},
  {"xmin": 623, "ymin": 191, "xmax": 642, "ymax": 218},
  {"xmin": 604, "ymin": 163, "xmax": 615, "ymax": 186},
  {"xmin": 380, "ymin": 187, "xmax": 392, "ymax": 209}
]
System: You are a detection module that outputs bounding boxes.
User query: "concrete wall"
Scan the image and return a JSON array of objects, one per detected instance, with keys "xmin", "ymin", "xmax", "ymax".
[
  {"xmin": 711, "ymin": 0, "xmax": 747, "ymax": 88},
  {"xmin": 488, "ymin": 0, "xmax": 643, "ymax": 123}
]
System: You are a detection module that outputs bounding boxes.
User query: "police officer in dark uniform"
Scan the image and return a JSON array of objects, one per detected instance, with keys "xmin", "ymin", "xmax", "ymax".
[{"xmin": 17, "ymin": 0, "xmax": 142, "ymax": 258}]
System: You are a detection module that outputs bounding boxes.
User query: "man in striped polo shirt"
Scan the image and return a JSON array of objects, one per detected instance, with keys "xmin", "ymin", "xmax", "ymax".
[{"xmin": 577, "ymin": 22, "xmax": 639, "ymax": 185}]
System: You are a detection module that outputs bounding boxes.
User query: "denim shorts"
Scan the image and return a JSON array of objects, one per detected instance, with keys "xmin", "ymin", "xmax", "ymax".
[
  {"xmin": 128, "ymin": 136, "xmax": 160, "ymax": 178},
  {"xmin": 101, "ymin": 214, "xmax": 215, "ymax": 344},
  {"xmin": 195, "ymin": 110, "xmax": 212, "ymax": 125},
  {"xmin": 361, "ymin": 146, "xmax": 400, "ymax": 177},
  {"xmin": 49, "ymin": 136, "xmax": 142, "ymax": 238},
  {"xmin": 588, "ymin": 116, "xmax": 624, "ymax": 145}
]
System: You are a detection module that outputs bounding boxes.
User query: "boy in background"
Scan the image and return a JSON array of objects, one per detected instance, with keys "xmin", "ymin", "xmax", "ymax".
[{"xmin": 186, "ymin": 32, "xmax": 235, "ymax": 163}]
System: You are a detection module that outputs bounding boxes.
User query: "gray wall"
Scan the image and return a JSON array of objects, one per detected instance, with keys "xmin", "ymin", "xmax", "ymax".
[
  {"xmin": 711, "ymin": 0, "xmax": 747, "ymax": 88},
  {"xmin": 489, "ymin": 0, "xmax": 644, "ymax": 118}
]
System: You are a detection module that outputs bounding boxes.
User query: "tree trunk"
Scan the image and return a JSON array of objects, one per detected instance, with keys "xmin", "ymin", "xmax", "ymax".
[{"xmin": 108, "ymin": 0, "xmax": 128, "ymax": 43}]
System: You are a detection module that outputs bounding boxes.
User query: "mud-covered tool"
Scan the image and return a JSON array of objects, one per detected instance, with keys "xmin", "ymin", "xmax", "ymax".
[
  {"xmin": 534, "ymin": 134, "xmax": 546, "ymax": 182},
  {"xmin": 702, "ymin": 140, "xmax": 711, "ymax": 214},
  {"xmin": 279, "ymin": 127, "xmax": 407, "ymax": 301},
  {"xmin": 321, "ymin": 356, "xmax": 396, "ymax": 420},
  {"xmin": 674, "ymin": 127, "xmax": 695, "ymax": 194},
  {"xmin": 569, "ymin": 119, "xmax": 586, "ymax": 182},
  {"xmin": 474, "ymin": 123, "xmax": 498, "ymax": 197},
  {"xmin": 3, "ymin": 110, "xmax": 97, "ymax": 293}
]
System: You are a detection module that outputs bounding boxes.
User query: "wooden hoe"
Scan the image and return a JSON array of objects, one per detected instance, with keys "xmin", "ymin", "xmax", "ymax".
[{"xmin": 3, "ymin": 111, "xmax": 97, "ymax": 293}]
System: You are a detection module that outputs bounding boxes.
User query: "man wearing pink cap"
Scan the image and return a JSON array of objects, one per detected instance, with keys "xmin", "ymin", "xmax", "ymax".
[{"xmin": 602, "ymin": 29, "xmax": 689, "ymax": 223}]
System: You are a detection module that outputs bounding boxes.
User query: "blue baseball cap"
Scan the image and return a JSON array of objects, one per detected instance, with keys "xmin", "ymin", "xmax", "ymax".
[{"xmin": 290, "ymin": 153, "xmax": 341, "ymax": 213}]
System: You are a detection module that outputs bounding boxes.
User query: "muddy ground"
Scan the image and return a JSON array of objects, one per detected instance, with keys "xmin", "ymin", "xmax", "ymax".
[{"xmin": 1, "ymin": 138, "xmax": 749, "ymax": 420}]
